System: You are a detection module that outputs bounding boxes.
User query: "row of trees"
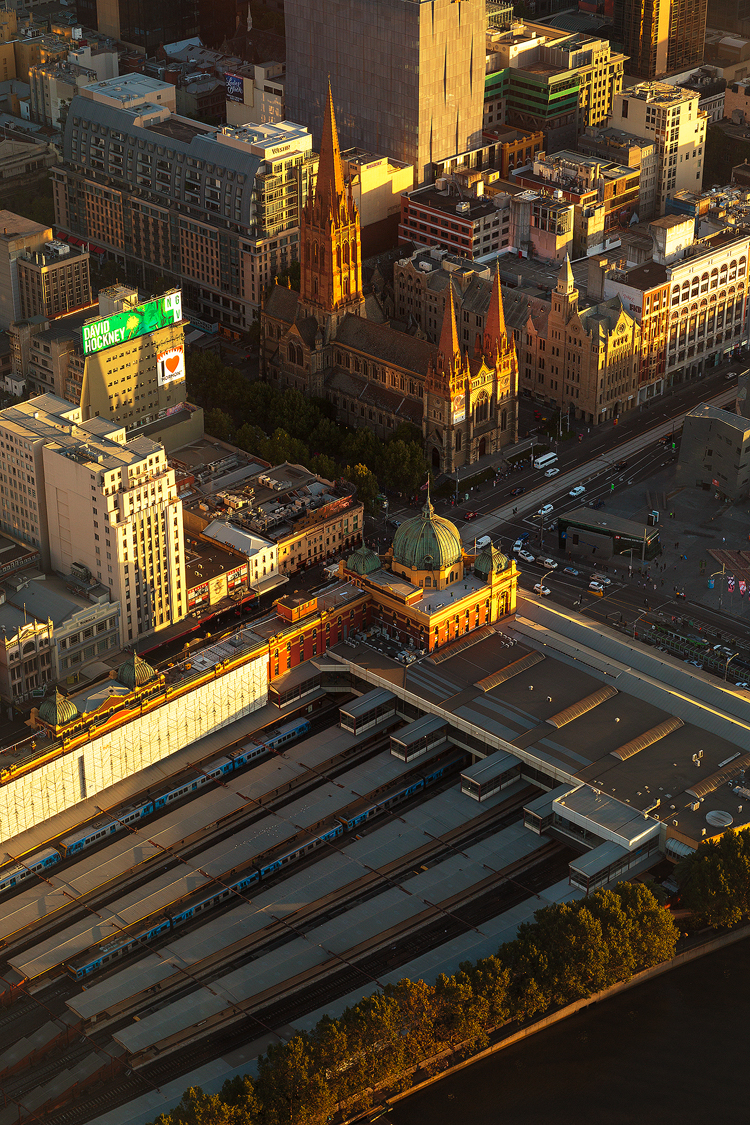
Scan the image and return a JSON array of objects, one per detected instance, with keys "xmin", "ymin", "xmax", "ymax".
[
  {"xmin": 186, "ymin": 352, "xmax": 429, "ymax": 507},
  {"xmin": 149, "ymin": 882, "xmax": 677, "ymax": 1125},
  {"xmin": 677, "ymin": 825, "xmax": 750, "ymax": 927}
]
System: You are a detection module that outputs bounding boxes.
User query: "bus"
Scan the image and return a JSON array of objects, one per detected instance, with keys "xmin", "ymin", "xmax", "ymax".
[{"xmin": 533, "ymin": 452, "xmax": 558, "ymax": 471}]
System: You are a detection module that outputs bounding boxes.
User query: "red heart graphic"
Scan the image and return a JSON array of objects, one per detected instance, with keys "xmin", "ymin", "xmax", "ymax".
[{"xmin": 166, "ymin": 355, "xmax": 180, "ymax": 373}]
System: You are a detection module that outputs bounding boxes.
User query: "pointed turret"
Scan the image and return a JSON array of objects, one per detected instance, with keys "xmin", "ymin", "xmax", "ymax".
[
  {"xmin": 437, "ymin": 282, "xmax": 460, "ymax": 373},
  {"xmin": 315, "ymin": 78, "xmax": 345, "ymax": 219},
  {"xmin": 299, "ymin": 81, "xmax": 364, "ymax": 319},
  {"xmin": 557, "ymin": 254, "xmax": 575, "ymax": 295},
  {"xmin": 484, "ymin": 267, "xmax": 507, "ymax": 357}
]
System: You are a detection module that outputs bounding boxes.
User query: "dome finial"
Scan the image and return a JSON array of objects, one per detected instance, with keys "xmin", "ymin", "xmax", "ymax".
[{"xmin": 422, "ymin": 476, "xmax": 433, "ymax": 517}]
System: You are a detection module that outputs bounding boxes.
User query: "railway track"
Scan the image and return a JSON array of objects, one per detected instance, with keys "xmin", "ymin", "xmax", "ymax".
[
  {"xmin": 35, "ymin": 842, "xmax": 572, "ymax": 1125},
  {"xmin": 0, "ymin": 723, "xmax": 397, "ymax": 966}
]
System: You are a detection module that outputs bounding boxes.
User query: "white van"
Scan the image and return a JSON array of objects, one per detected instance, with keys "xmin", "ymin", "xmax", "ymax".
[
  {"xmin": 475, "ymin": 535, "xmax": 492, "ymax": 551},
  {"xmin": 533, "ymin": 452, "xmax": 558, "ymax": 471}
]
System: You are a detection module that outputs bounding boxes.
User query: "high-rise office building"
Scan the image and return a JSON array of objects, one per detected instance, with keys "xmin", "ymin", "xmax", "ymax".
[
  {"xmin": 285, "ymin": 0, "xmax": 485, "ymax": 184},
  {"xmin": 0, "ymin": 395, "xmax": 187, "ymax": 644},
  {"xmin": 78, "ymin": 0, "xmax": 198, "ymax": 55},
  {"xmin": 614, "ymin": 0, "xmax": 708, "ymax": 80}
]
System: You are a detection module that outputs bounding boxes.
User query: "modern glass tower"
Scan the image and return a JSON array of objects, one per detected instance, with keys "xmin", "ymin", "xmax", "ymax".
[{"xmin": 285, "ymin": 0, "xmax": 485, "ymax": 185}]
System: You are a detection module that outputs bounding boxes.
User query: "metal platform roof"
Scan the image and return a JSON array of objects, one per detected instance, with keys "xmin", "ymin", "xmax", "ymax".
[
  {"xmin": 390, "ymin": 714, "xmax": 448, "ymax": 747},
  {"xmin": 339, "ymin": 688, "xmax": 396, "ymax": 719},
  {"xmin": 461, "ymin": 750, "xmax": 520, "ymax": 783}
]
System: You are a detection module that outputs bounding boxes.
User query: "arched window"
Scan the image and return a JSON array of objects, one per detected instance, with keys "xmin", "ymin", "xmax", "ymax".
[
  {"xmin": 475, "ymin": 392, "xmax": 489, "ymax": 424},
  {"xmin": 313, "ymin": 242, "xmax": 318, "ymax": 264},
  {"xmin": 424, "ymin": 576, "xmax": 432, "ymax": 588},
  {"xmin": 455, "ymin": 430, "xmax": 462, "ymax": 451},
  {"xmin": 701, "ymin": 272, "xmax": 709, "ymax": 294},
  {"xmin": 501, "ymin": 408, "xmax": 507, "ymax": 432},
  {"xmin": 336, "ymin": 245, "xmax": 341, "ymax": 267},
  {"xmin": 710, "ymin": 268, "xmax": 719, "ymax": 289},
  {"xmin": 343, "ymin": 241, "xmax": 350, "ymax": 265},
  {"xmin": 23, "ymin": 641, "xmax": 35, "ymax": 655}
]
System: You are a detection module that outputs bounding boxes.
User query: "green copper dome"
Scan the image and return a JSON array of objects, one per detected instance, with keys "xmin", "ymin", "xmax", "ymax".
[
  {"xmin": 117, "ymin": 652, "xmax": 156, "ymax": 691},
  {"xmin": 392, "ymin": 495, "xmax": 462, "ymax": 572},
  {"xmin": 347, "ymin": 545, "xmax": 381, "ymax": 575},
  {"xmin": 474, "ymin": 544, "xmax": 510, "ymax": 581},
  {"xmin": 38, "ymin": 687, "xmax": 79, "ymax": 728}
]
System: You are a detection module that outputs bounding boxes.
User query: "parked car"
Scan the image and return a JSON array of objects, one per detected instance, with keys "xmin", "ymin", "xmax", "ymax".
[
  {"xmin": 510, "ymin": 486, "xmax": 525, "ymax": 497},
  {"xmin": 464, "ymin": 510, "xmax": 478, "ymax": 521},
  {"xmin": 538, "ymin": 504, "xmax": 554, "ymax": 517},
  {"xmin": 563, "ymin": 567, "xmax": 579, "ymax": 576},
  {"xmin": 569, "ymin": 485, "xmax": 586, "ymax": 498},
  {"xmin": 545, "ymin": 467, "xmax": 560, "ymax": 477},
  {"xmin": 533, "ymin": 584, "xmax": 551, "ymax": 596},
  {"xmin": 518, "ymin": 549, "xmax": 536, "ymax": 564}
]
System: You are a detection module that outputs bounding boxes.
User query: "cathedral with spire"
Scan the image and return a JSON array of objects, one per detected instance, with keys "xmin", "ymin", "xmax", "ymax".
[{"xmin": 261, "ymin": 84, "xmax": 519, "ymax": 473}]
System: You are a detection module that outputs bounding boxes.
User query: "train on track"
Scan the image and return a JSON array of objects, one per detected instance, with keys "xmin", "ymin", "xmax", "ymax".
[
  {"xmin": 0, "ymin": 718, "xmax": 311, "ymax": 895},
  {"xmin": 66, "ymin": 749, "xmax": 464, "ymax": 980}
]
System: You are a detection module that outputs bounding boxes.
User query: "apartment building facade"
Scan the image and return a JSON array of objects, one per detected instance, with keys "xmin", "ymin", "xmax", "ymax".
[
  {"xmin": 399, "ymin": 185, "xmax": 511, "ymax": 261},
  {"xmin": 0, "ymin": 395, "xmax": 186, "ymax": 644},
  {"xmin": 52, "ymin": 77, "xmax": 318, "ymax": 332},
  {"xmin": 609, "ymin": 83, "xmax": 706, "ymax": 216},
  {"xmin": 17, "ymin": 240, "xmax": 91, "ymax": 321}
]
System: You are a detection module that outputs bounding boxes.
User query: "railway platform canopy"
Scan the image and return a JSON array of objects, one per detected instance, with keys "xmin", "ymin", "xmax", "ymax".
[
  {"xmin": 390, "ymin": 714, "xmax": 449, "ymax": 761},
  {"xmin": 461, "ymin": 750, "xmax": 521, "ymax": 800},
  {"xmin": 339, "ymin": 689, "xmax": 397, "ymax": 735}
]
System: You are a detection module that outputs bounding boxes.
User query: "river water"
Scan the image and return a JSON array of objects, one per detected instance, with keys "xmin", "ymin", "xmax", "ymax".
[{"xmin": 389, "ymin": 938, "xmax": 750, "ymax": 1125}]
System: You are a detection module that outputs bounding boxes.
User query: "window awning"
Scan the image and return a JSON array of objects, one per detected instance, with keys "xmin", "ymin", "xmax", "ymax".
[{"xmin": 250, "ymin": 573, "xmax": 289, "ymax": 595}]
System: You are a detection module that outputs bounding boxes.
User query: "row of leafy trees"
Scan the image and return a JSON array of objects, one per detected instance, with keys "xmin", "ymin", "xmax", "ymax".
[
  {"xmin": 187, "ymin": 351, "xmax": 428, "ymax": 509},
  {"xmin": 677, "ymin": 824, "xmax": 750, "ymax": 927},
  {"xmin": 149, "ymin": 883, "xmax": 677, "ymax": 1125}
]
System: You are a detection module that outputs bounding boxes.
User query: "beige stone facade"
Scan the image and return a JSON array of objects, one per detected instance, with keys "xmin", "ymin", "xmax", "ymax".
[{"xmin": 521, "ymin": 258, "xmax": 641, "ymax": 425}]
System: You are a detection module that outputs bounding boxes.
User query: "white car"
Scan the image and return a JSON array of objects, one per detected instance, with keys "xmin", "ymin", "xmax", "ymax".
[
  {"xmin": 517, "ymin": 549, "xmax": 536, "ymax": 564},
  {"xmin": 534, "ymin": 584, "xmax": 551, "ymax": 596},
  {"xmin": 537, "ymin": 504, "xmax": 554, "ymax": 517},
  {"xmin": 589, "ymin": 580, "xmax": 605, "ymax": 591},
  {"xmin": 569, "ymin": 485, "xmax": 586, "ymax": 498},
  {"xmin": 545, "ymin": 467, "xmax": 560, "ymax": 477},
  {"xmin": 538, "ymin": 557, "xmax": 558, "ymax": 569}
]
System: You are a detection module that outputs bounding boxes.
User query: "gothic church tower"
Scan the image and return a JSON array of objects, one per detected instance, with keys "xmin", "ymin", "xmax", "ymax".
[{"xmin": 299, "ymin": 81, "xmax": 365, "ymax": 330}]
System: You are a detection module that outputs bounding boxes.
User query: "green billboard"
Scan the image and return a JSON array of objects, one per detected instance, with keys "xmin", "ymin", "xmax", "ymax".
[{"xmin": 82, "ymin": 292, "xmax": 183, "ymax": 356}]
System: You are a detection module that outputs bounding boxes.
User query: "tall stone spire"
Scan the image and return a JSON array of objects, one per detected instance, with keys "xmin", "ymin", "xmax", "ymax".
[
  {"xmin": 437, "ymin": 282, "xmax": 460, "ymax": 373},
  {"xmin": 484, "ymin": 267, "xmax": 507, "ymax": 356},
  {"xmin": 299, "ymin": 81, "xmax": 363, "ymax": 319},
  {"xmin": 315, "ymin": 78, "xmax": 345, "ymax": 218},
  {"xmin": 557, "ymin": 254, "xmax": 575, "ymax": 295}
]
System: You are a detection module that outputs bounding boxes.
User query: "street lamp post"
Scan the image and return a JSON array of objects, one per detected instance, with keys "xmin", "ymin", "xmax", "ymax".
[
  {"xmin": 710, "ymin": 565, "xmax": 726, "ymax": 612},
  {"xmin": 725, "ymin": 652, "xmax": 740, "ymax": 681},
  {"xmin": 633, "ymin": 611, "xmax": 649, "ymax": 639}
]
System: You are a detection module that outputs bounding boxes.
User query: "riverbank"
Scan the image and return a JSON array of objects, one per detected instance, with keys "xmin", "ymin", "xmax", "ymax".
[{"xmin": 351, "ymin": 921, "xmax": 750, "ymax": 1122}]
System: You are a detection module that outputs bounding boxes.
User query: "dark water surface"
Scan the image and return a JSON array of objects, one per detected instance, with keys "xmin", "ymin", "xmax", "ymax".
[{"xmin": 389, "ymin": 939, "xmax": 750, "ymax": 1125}]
